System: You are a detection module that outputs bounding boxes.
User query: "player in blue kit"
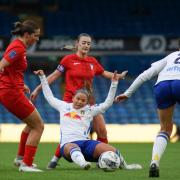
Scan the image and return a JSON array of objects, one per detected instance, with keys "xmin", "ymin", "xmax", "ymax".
[{"xmin": 115, "ymin": 51, "xmax": 180, "ymax": 177}]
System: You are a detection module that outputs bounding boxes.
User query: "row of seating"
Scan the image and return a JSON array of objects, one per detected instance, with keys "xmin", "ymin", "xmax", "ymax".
[{"xmin": 0, "ymin": 0, "xmax": 180, "ymax": 37}]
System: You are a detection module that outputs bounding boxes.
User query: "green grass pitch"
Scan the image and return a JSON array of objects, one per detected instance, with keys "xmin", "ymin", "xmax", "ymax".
[{"xmin": 0, "ymin": 142, "xmax": 179, "ymax": 180}]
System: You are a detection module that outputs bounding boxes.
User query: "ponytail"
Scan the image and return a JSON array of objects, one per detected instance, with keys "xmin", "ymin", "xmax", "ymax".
[{"xmin": 11, "ymin": 20, "xmax": 39, "ymax": 36}]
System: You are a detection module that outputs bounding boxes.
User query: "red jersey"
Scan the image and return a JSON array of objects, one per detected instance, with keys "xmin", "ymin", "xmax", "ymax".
[
  {"xmin": 57, "ymin": 54, "xmax": 104, "ymax": 102},
  {"xmin": 0, "ymin": 39, "xmax": 27, "ymax": 90}
]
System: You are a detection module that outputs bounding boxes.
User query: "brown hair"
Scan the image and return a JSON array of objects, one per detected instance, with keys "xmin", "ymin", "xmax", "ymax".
[
  {"xmin": 62, "ymin": 33, "xmax": 92, "ymax": 51},
  {"xmin": 75, "ymin": 80, "xmax": 95, "ymax": 104},
  {"xmin": 11, "ymin": 20, "xmax": 39, "ymax": 36}
]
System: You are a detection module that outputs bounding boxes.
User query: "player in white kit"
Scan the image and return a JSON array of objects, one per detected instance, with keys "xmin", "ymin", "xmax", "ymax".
[
  {"xmin": 35, "ymin": 70, "xmax": 142, "ymax": 171},
  {"xmin": 115, "ymin": 51, "xmax": 180, "ymax": 177}
]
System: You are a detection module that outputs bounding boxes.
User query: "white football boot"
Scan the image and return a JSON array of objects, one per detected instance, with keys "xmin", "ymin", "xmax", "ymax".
[
  {"xmin": 81, "ymin": 161, "xmax": 91, "ymax": 170},
  {"xmin": 119, "ymin": 154, "xmax": 142, "ymax": 170},
  {"xmin": 14, "ymin": 157, "xmax": 37, "ymax": 168},
  {"xmin": 19, "ymin": 163, "xmax": 43, "ymax": 172}
]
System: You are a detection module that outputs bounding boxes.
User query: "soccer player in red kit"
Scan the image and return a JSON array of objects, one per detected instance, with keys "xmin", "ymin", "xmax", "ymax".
[
  {"xmin": 31, "ymin": 33, "xmax": 127, "ymax": 169},
  {"xmin": 0, "ymin": 20, "xmax": 44, "ymax": 172}
]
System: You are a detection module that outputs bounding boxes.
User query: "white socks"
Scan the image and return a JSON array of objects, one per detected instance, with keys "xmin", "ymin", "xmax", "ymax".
[
  {"xmin": 70, "ymin": 147, "xmax": 87, "ymax": 168},
  {"xmin": 151, "ymin": 132, "xmax": 169, "ymax": 167}
]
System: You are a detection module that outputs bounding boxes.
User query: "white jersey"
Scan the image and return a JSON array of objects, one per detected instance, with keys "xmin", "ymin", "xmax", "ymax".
[
  {"xmin": 124, "ymin": 51, "xmax": 180, "ymax": 97},
  {"xmin": 39, "ymin": 75, "xmax": 118, "ymax": 146},
  {"xmin": 156, "ymin": 51, "xmax": 180, "ymax": 84}
]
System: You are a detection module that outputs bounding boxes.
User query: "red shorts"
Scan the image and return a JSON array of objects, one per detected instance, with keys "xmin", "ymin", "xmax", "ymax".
[{"xmin": 0, "ymin": 89, "xmax": 35, "ymax": 120}]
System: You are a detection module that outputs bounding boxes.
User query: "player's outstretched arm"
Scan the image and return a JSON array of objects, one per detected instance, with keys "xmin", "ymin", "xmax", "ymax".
[
  {"xmin": 30, "ymin": 70, "xmax": 62, "ymax": 101},
  {"xmin": 92, "ymin": 71, "xmax": 118, "ymax": 116},
  {"xmin": 102, "ymin": 70, "xmax": 128, "ymax": 80},
  {"xmin": 34, "ymin": 70, "xmax": 64, "ymax": 111}
]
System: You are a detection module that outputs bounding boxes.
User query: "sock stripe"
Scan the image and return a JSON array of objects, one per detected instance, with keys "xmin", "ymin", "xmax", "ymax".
[
  {"xmin": 157, "ymin": 132, "xmax": 170, "ymax": 141},
  {"xmin": 70, "ymin": 147, "xmax": 81, "ymax": 155}
]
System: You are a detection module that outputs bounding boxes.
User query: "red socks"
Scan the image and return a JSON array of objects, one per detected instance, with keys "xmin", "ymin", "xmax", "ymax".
[
  {"xmin": 97, "ymin": 137, "xmax": 108, "ymax": 144},
  {"xmin": 17, "ymin": 131, "xmax": 29, "ymax": 157},
  {"xmin": 23, "ymin": 145, "xmax": 37, "ymax": 166},
  {"xmin": 55, "ymin": 144, "xmax": 61, "ymax": 158}
]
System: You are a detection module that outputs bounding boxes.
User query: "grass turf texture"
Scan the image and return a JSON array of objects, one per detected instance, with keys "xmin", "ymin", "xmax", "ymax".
[{"xmin": 0, "ymin": 143, "xmax": 179, "ymax": 180}]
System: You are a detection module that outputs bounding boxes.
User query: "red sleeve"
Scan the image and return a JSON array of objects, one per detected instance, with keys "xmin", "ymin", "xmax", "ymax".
[
  {"xmin": 93, "ymin": 57, "xmax": 104, "ymax": 75},
  {"xmin": 4, "ymin": 47, "xmax": 23, "ymax": 64},
  {"xmin": 59, "ymin": 55, "xmax": 70, "ymax": 68}
]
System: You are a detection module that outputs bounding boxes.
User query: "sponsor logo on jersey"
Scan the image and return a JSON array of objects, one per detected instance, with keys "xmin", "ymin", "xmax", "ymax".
[
  {"xmin": 9, "ymin": 50, "xmax": 17, "ymax": 59},
  {"xmin": 73, "ymin": 62, "xmax": 80, "ymax": 65},
  {"xmin": 90, "ymin": 64, "xmax": 94, "ymax": 70},
  {"xmin": 64, "ymin": 111, "xmax": 81, "ymax": 120}
]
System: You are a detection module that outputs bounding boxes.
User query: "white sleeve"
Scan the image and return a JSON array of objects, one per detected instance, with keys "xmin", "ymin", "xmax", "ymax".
[
  {"xmin": 124, "ymin": 58, "xmax": 167, "ymax": 97},
  {"xmin": 39, "ymin": 75, "xmax": 65, "ymax": 111},
  {"xmin": 91, "ymin": 81, "xmax": 118, "ymax": 116}
]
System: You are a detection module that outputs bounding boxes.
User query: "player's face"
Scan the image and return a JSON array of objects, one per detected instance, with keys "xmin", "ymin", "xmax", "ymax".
[
  {"xmin": 77, "ymin": 36, "xmax": 91, "ymax": 55},
  {"xmin": 72, "ymin": 92, "xmax": 88, "ymax": 109},
  {"xmin": 26, "ymin": 29, "xmax": 40, "ymax": 46}
]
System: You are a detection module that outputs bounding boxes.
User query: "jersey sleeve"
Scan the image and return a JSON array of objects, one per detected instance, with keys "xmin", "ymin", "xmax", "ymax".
[
  {"xmin": 93, "ymin": 57, "xmax": 104, "ymax": 75},
  {"xmin": 3, "ymin": 47, "xmax": 23, "ymax": 64},
  {"xmin": 56, "ymin": 55, "xmax": 69, "ymax": 73},
  {"xmin": 91, "ymin": 81, "xmax": 118, "ymax": 116},
  {"xmin": 124, "ymin": 58, "xmax": 167, "ymax": 97},
  {"xmin": 39, "ymin": 74, "xmax": 66, "ymax": 111}
]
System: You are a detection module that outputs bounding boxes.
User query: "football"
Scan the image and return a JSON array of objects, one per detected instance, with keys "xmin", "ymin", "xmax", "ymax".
[{"xmin": 98, "ymin": 151, "xmax": 121, "ymax": 172}]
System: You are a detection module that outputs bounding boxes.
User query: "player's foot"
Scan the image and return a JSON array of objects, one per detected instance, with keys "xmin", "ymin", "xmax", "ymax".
[
  {"xmin": 19, "ymin": 163, "xmax": 43, "ymax": 172},
  {"xmin": 119, "ymin": 155, "xmax": 127, "ymax": 169},
  {"xmin": 82, "ymin": 162, "xmax": 91, "ymax": 170},
  {"xmin": 46, "ymin": 161, "xmax": 58, "ymax": 170},
  {"xmin": 125, "ymin": 164, "xmax": 142, "ymax": 170},
  {"xmin": 14, "ymin": 157, "xmax": 37, "ymax": 168},
  {"xmin": 149, "ymin": 163, "xmax": 159, "ymax": 177},
  {"xmin": 119, "ymin": 155, "xmax": 142, "ymax": 170}
]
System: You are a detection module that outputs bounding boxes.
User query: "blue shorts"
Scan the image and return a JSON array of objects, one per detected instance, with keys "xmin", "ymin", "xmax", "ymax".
[
  {"xmin": 154, "ymin": 80, "xmax": 180, "ymax": 109},
  {"xmin": 61, "ymin": 140, "xmax": 101, "ymax": 162}
]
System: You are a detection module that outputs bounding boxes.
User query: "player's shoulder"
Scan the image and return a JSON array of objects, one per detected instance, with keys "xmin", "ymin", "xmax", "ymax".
[
  {"xmin": 167, "ymin": 51, "xmax": 180, "ymax": 57},
  {"xmin": 60, "ymin": 54, "xmax": 76, "ymax": 62},
  {"xmin": 86, "ymin": 55, "xmax": 98, "ymax": 62},
  {"xmin": 64, "ymin": 54, "xmax": 76, "ymax": 59}
]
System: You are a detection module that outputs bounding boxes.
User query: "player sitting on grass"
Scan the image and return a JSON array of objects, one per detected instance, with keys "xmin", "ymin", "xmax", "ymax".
[{"xmin": 35, "ymin": 69, "xmax": 141, "ymax": 170}]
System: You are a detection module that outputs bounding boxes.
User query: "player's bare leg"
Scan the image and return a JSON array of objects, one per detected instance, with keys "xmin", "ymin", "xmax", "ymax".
[{"xmin": 149, "ymin": 106, "xmax": 174, "ymax": 177}]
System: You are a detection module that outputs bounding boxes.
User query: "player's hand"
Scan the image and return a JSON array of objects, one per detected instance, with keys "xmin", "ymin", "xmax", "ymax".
[
  {"xmin": 30, "ymin": 89, "xmax": 39, "ymax": 101},
  {"xmin": 33, "ymin": 70, "xmax": 44, "ymax": 76},
  {"xmin": 117, "ymin": 70, "xmax": 128, "ymax": 80},
  {"xmin": 24, "ymin": 84, "xmax": 30, "ymax": 94},
  {"xmin": 114, "ymin": 94, "xmax": 128, "ymax": 103},
  {"xmin": 112, "ymin": 70, "xmax": 118, "ymax": 81}
]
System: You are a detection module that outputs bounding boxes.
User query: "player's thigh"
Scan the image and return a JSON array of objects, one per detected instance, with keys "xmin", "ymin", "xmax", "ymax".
[
  {"xmin": 92, "ymin": 114, "xmax": 107, "ymax": 133},
  {"xmin": 93, "ymin": 142, "xmax": 116, "ymax": 159},
  {"xmin": 23, "ymin": 108, "xmax": 44, "ymax": 130},
  {"xmin": 157, "ymin": 106, "xmax": 174, "ymax": 133}
]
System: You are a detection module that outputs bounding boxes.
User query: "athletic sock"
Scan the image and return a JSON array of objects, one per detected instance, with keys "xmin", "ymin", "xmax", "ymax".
[
  {"xmin": 151, "ymin": 132, "xmax": 169, "ymax": 167},
  {"xmin": 97, "ymin": 137, "xmax": 108, "ymax": 144},
  {"xmin": 17, "ymin": 131, "xmax": 29, "ymax": 157},
  {"xmin": 54, "ymin": 144, "xmax": 61, "ymax": 158},
  {"xmin": 23, "ymin": 145, "xmax": 37, "ymax": 166},
  {"xmin": 70, "ymin": 147, "xmax": 86, "ymax": 167}
]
